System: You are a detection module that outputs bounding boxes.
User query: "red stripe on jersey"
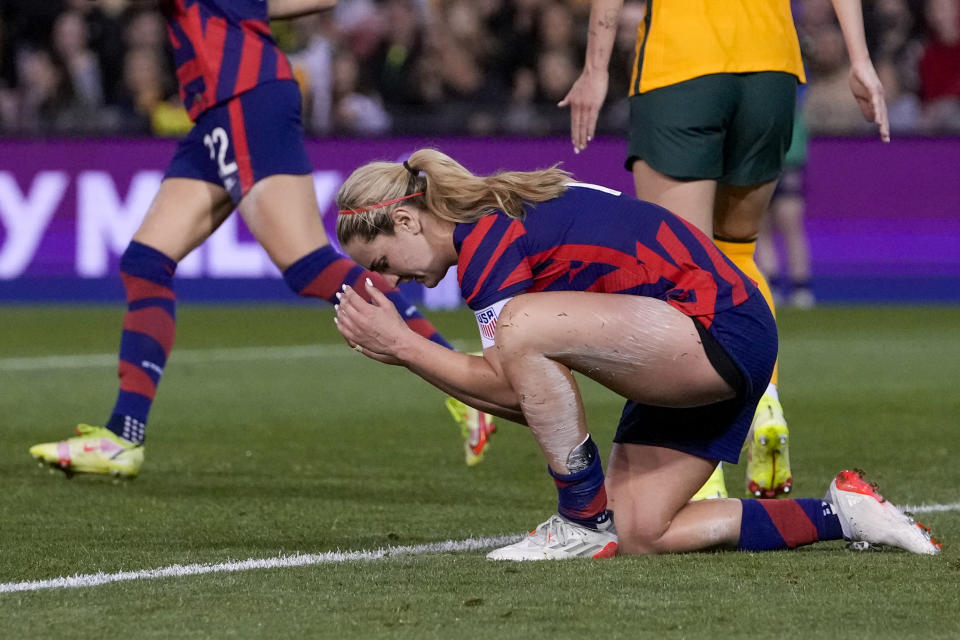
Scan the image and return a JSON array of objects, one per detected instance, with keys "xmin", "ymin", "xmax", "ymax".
[
  {"xmin": 760, "ymin": 499, "xmax": 820, "ymax": 548},
  {"xmin": 276, "ymin": 52, "xmax": 293, "ymax": 80},
  {"xmin": 120, "ymin": 274, "xmax": 175, "ymax": 304},
  {"xmin": 178, "ymin": 6, "xmax": 226, "ymax": 118},
  {"xmin": 167, "ymin": 22, "xmax": 180, "ymax": 48},
  {"xmin": 235, "ymin": 22, "xmax": 264, "ymax": 95},
  {"xmin": 523, "ymin": 244, "xmax": 660, "ymax": 294},
  {"xmin": 245, "ymin": 19, "xmax": 272, "ymax": 37},
  {"xmin": 227, "ymin": 98, "xmax": 255, "ymax": 193},
  {"xmin": 528, "ymin": 244, "xmax": 644, "ymax": 276},
  {"xmin": 243, "ymin": 17, "xmax": 292, "ymax": 82},
  {"xmin": 201, "ymin": 15, "xmax": 227, "ymax": 102},
  {"xmin": 525, "ymin": 259, "xmax": 570, "ymax": 292},
  {"xmin": 702, "ymin": 241, "xmax": 749, "ymax": 305},
  {"xmin": 634, "ymin": 240, "xmax": 718, "ymax": 318},
  {"xmin": 656, "ymin": 222, "xmax": 719, "ymax": 316},
  {"xmin": 123, "ymin": 308, "xmax": 176, "ymax": 357},
  {"xmin": 673, "ymin": 217, "xmax": 750, "ymax": 305},
  {"xmin": 499, "ymin": 260, "xmax": 534, "ymax": 292},
  {"xmin": 176, "ymin": 59, "xmax": 203, "ymax": 90},
  {"xmin": 118, "ymin": 360, "xmax": 158, "ymax": 399},
  {"xmin": 465, "ymin": 220, "xmax": 526, "ymax": 305},
  {"xmin": 656, "ymin": 222, "xmax": 696, "ymax": 269},
  {"xmin": 457, "ymin": 215, "xmax": 498, "ymax": 289}
]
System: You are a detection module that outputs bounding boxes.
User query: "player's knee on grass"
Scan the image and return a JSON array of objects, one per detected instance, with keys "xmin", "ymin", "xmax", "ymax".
[{"xmin": 614, "ymin": 518, "xmax": 675, "ymax": 556}]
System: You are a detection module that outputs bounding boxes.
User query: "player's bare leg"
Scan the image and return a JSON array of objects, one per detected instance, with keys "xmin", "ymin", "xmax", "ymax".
[
  {"xmin": 237, "ymin": 173, "xmax": 330, "ymax": 269},
  {"xmin": 632, "ymin": 160, "xmax": 716, "ymax": 235},
  {"xmin": 715, "ymin": 181, "xmax": 792, "ymax": 498},
  {"xmin": 487, "ymin": 291, "xmax": 734, "ymax": 560},
  {"xmin": 606, "ymin": 444, "xmax": 743, "ymax": 553},
  {"xmin": 135, "ymin": 178, "xmax": 236, "ymax": 261},
  {"xmin": 29, "ymin": 178, "xmax": 234, "ymax": 478},
  {"xmin": 632, "ymin": 160, "xmax": 731, "ymax": 500}
]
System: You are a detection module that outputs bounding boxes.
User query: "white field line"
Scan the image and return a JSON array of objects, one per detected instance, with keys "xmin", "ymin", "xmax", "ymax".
[
  {"xmin": 0, "ymin": 534, "xmax": 522, "ymax": 594},
  {"xmin": 2, "ymin": 501, "xmax": 957, "ymax": 594},
  {"xmin": 0, "ymin": 344, "xmax": 353, "ymax": 372},
  {"xmin": 901, "ymin": 501, "xmax": 960, "ymax": 514},
  {"xmin": 0, "ymin": 341, "xmax": 473, "ymax": 372}
]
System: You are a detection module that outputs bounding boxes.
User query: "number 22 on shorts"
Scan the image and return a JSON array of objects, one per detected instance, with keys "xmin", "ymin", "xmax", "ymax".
[{"xmin": 202, "ymin": 126, "xmax": 238, "ymax": 179}]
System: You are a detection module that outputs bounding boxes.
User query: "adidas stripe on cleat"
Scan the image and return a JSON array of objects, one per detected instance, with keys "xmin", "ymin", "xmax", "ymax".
[
  {"xmin": 30, "ymin": 424, "xmax": 144, "ymax": 479},
  {"xmin": 487, "ymin": 514, "xmax": 618, "ymax": 561},
  {"xmin": 826, "ymin": 469, "xmax": 942, "ymax": 555}
]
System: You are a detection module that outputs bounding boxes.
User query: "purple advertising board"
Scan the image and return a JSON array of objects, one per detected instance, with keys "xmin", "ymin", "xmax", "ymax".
[{"xmin": 1, "ymin": 136, "xmax": 958, "ymax": 304}]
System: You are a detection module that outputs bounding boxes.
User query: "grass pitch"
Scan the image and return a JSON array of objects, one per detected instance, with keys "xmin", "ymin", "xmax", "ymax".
[{"xmin": 1, "ymin": 304, "xmax": 958, "ymax": 639}]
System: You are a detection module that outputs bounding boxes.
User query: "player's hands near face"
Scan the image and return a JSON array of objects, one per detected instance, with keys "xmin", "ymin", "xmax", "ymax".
[
  {"xmin": 849, "ymin": 60, "xmax": 890, "ymax": 143},
  {"xmin": 558, "ymin": 67, "xmax": 609, "ymax": 154},
  {"xmin": 334, "ymin": 280, "xmax": 408, "ymax": 366}
]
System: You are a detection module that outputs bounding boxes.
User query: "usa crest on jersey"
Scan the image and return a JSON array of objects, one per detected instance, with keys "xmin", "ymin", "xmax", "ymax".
[{"xmin": 473, "ymin": 298, "xmax": 511, "ymax": 349}]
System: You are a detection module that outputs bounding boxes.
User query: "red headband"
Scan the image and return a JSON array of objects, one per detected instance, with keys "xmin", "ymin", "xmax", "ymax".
[{"xmin": 338, "ymin": 192, "xmax": 424, "ymax": 215}]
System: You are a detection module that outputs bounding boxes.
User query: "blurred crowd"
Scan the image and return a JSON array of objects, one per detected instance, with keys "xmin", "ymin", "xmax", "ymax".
[{"xmin": 0, "ymin": 0, "xmax": 958, "ymax": 138}]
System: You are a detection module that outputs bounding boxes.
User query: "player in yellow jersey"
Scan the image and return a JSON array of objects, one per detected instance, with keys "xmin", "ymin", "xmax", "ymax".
[{"xmin": 560, "ymin": 0, "xmax": 889, "ymax": 499}]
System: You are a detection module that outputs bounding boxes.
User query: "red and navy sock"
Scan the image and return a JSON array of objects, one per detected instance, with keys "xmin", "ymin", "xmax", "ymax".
[
  {"xmin": 549, "ymin": 436, "xmax": 612, "ymax": 529},
  {"xmin": 737, "ymin": 498, "xmax": 844, "ymax": 551},
  {"xmin": 282, "ymin": 245, "xmax": 453, "ymax": 348},
  {"xmin": 104, "ymin": 241, "xmax": 177, "ymax": 444}
]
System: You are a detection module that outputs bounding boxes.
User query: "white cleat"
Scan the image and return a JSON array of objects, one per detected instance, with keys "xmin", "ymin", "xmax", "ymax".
[
  {"xmin": 826, "ymin": 469, "xmax": 942, "ymax": 555},
  {"xmin": 487, "ymin": 514, "xmax": 618, "ymax": 561}
]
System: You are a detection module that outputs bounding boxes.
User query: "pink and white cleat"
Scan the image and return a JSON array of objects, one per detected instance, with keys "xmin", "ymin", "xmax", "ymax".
[
  {"xmin": 826, "ymin": 469, "xmax": 942, "ymax": 555},
  {"xmin": 487, "ymin": 514, "xmax": 618, "ymax": 561}
]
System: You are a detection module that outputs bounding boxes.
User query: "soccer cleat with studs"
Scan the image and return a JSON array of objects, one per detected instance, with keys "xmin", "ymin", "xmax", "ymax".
[
  {"xmin": 745, "ymin": 391, "xmax": 792, "ymax": 498},
  {"xmin": 29, "ymin": 424, "xmax": 144, "ymax": 479},
  {"xmin": 826, "ymin": 469, "xmax": 942, "ymax": 555},
  {"xmin": 445, "ymin": 397, "xmax": 496, "ymax": 466},
  {"xmin": 487, "ymin": 514, "xmax": 619, "ymax": 561}
]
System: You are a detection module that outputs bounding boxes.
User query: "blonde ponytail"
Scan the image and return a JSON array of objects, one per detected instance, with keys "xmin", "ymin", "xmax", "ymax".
[{"xmin": 336, "ymin": 148, "xmax": 571, "ymax": 246}]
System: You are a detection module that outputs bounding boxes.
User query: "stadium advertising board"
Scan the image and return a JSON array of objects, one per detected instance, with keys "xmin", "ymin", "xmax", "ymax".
[{"xmin": 0, "ymin": 137, "xmax": 958, "ymax": 303}]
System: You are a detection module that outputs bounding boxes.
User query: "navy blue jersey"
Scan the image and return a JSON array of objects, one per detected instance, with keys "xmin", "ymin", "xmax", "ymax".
[
  {"xmin": 164, "ymin": 0, "xmax": 294, "ymax": 119},
  {"xmin": 454, "ymin": 184, "xmax": 756, "ymax": 341}
]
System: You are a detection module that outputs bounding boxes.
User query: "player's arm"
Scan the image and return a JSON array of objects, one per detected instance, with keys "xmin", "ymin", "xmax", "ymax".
[
  {"xmin": 405, "ymin": 348, "xmax": 526, "ymax": 425},
  {"xmin": 268, "ymin": 0, "xmax": 337, "ymax": 20},
  {"xmin": 559, "ymin": 0, "xmax": 623, "ymax": 154},
  {"xmin": 334, "ymin": 282, "xmax": 525, "ymax": 422},
  {"xmin": 829, "ymin": 0, "xmax": 890, "ymax": 142}
]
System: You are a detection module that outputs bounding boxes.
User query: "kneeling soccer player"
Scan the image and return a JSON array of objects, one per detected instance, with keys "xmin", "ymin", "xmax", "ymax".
[{"xmin": 330, "ymin": 148, "xmax": 941, "ymax": 559}]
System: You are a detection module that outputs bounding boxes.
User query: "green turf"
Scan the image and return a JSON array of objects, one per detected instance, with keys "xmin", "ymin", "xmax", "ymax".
[{"xmin": 1, "ymin": 305, "xmax": 958, "ymax": 639}]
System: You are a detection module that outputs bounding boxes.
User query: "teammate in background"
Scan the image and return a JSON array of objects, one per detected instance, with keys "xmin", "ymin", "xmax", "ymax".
[
  {"xmin": 559, "ymin": 0, "xmax": 889, "ymax": 499},
  {"xmin": 756, "ymin": 100, "xmax": 815, "ymax": 309},
  {"xmin": 29, "ymin": 0, "xmax": 493, "ymax": 478},
  {"xmin": 329, "ymin": 149, "xmax": 939, "ymax": 560}
]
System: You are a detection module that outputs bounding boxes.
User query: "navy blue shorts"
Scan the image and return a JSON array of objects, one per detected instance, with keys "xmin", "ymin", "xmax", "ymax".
[
  {"xmin": 613, "ymin": 293, "xmax": 778, "ymax": 463},
  {"xmin": 165, "ymin": 79, "xmax": 313, "ymax": 204}
]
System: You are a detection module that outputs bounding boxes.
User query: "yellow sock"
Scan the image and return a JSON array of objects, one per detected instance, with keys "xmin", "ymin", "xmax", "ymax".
[{"xmin": 714, "ymin": 237, "xmax": 779, "ymax": 387}]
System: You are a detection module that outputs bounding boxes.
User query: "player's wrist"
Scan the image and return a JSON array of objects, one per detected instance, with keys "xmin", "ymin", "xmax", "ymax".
[
  {"xmin": 582, "ymin": 63, "xmax": 610, "ymax": 76},
  {"xmin": 390, "ymin": 329, "xmax": 426, "ymax": 366}
]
